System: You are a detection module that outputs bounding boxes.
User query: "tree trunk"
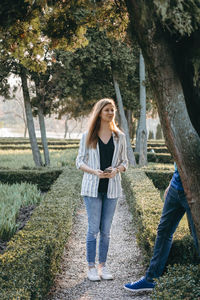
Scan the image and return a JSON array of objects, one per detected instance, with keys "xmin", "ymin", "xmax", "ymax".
[
  {"xmin": 64, "ymin": 115, "xmax": 69, "ymax": 139},
  {"xmin": 113, "ymin": 73, "xmax": 136, "ymax": 166},
  {"xmin": 126, "ymin": 0, "xmax": 200, "ymax": 243},
  {"xmin": 38, "ymin": 105, "xmax": 50, "ymax": 166},
  {"xmin": 24, "ymin": 123, "xmax": 27, "ymax": 138},
  {"xmin": 138, "ymin": 50, "xmax": 147, "ymax": 166},
  {"xmin": 34, "ymin": 76, "xmax": 50, "ymax": 166},
  {"xmin": 20, "ymin": 66, "xmax": 42, "ymax": 166},
  {"xmin": 127, "ymin": 109, "xmax": 134, "ymax": 140},
  {"xmin": 134, "ymin": 119, "xmax": 140, "ymax": 152}
]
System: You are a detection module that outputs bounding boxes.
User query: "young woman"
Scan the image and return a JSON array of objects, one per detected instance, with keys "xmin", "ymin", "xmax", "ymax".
[{"xmin": 76, "ymin": 98, "xmax": 128, "ymax": 281}]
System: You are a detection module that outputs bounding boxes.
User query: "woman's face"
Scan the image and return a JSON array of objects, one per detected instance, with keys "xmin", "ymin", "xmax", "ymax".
[{"xmin": 100, "ymin": 103, "xmax": 115, "ymax": 123}]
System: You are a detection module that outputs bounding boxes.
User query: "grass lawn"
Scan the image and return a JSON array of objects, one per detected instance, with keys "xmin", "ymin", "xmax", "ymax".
[{"xmin": 0, "ymin": 148, "xmax": 78, "ymax": 169}]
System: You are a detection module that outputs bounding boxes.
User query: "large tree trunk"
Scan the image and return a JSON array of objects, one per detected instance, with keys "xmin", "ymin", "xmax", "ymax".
[
  {"xmin": 20, "ymin": 66, "xmax": 43, "ymax": 166},
  {"xmin": 38, "ymin": 105, "xmax": 50, "ymax": 166},
  {"xmin": 113, "ymin": 74, "xmax": 136, "ymax": 166},
  {"xmin": 126, "ymin": 0, "xmax": 200, "ymax": 243}
]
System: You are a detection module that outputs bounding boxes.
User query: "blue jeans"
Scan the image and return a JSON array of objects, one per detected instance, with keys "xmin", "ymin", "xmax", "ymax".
[
  {"xmin": 84, "ymin": 193, "xmax": 117, "ymax": 266},
  {"xmin": 145, "ymin": 185, "xmax": 199, "ymax": 282}
]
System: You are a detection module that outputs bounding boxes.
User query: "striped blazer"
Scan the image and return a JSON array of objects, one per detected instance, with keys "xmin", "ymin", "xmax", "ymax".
[{"xmin": 76, "ymin": 131, "xmax": 128, "ymax": 198}]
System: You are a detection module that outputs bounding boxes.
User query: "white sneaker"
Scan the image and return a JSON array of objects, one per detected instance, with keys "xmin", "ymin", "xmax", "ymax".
[
  {"xmin": 99, "ymin": 266, "xmax": 113, "ymax": 280},
  {"xmin": 87, "ymin": 267, "xmax": 101, "ymax": 281}
]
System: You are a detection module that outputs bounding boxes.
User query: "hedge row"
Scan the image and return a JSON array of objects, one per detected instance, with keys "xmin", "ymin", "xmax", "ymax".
[
  {"xmin": 0, "ymin": 169, "xmax": 62, "ymax": 191},
  {"xmin": 122, "ymin": 168, "xmax": 198, "ymax": 265},
  {"xmin": 0, "ymin": 138, "xmax": 79, "ymax": 145},
  {"xmin": 152, "ymin": 264, "xmax": 200, "ymax": 300},
  {"xmin": 145, "ymin": 170, "xmax": 173, "ymax": 190},
  {"xmin": 122, "ymin": 168, "xmax": 200, "ymax": 299},
  {"xmin": 134, "ymin": 152, "xmax": 173, "ymax": 164},
  {"xmin": 0, "ymin": 145, "xmax": 79, "ymax": 150},
  {"xmin": 0, "ymin": 167, "xmax": 82, "ymax": 299}
]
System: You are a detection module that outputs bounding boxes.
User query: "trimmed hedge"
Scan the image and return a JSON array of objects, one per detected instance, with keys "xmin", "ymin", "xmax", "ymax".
[
  {"xmin": 0, "ymin": 138, "xmax": 79, "ymax": 145},
  {"xmin": 152, "ymin": 264, "xmax": 200, "ymax": 300},
  {"xmin": 0, "ymin": 145, "xmax": 79, "ymax": 150},
  {"xmin": 0, "ymin": 167, "xmax": 82, "ymax": 299},
  {"xmin": 145, "ymin": 170, "xmax": 173, "ymax": 190},
  {"xmin": 122, "ymin": 168, "xmax": 198, "ymax": 265},
  {"xmin": 134, "ymin": 152, "xmax": 173, "ymax": 164},
  {"xmin": 122, "ymin": 168, "xmax": 163, "ymax": 262},
  {"xmin": 0, "ymin": 169, "xmax": 62, "ymax": 191},
  {"xmin": 122, "ymin": 168, "xmax": 200, "ymax": 299}
]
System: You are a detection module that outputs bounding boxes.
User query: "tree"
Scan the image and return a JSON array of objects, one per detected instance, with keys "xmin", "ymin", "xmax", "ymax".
[
  {"xmin": 138, "ymin": 51, "xmax": 147, "ymax": 166},
  {"xmin": 113, "ymin": 76, "xmax": 136, "ymax": 166},
  {"xmin": 20, "ymin": 66, "xmax": 43, "ymax": 166},
  {"xmin": 125, "ymin": 0, "xmax": 200, "ymax": 243}
]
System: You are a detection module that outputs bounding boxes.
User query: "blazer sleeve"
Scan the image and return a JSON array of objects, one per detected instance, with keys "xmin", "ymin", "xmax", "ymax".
[
  {"xmin": 76, "ymin": 132, "xmax": 89, "ymax": 169},
  {"xmin": 119, "ymin": 134, "xmax": 128, "ymax": 171}
]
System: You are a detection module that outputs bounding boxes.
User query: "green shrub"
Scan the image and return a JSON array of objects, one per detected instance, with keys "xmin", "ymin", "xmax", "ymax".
[
  {"xmin": 122, "ymin": 168, "xmax": 197, "ymax": 265},
  {"xmin": 0, "ymin": 183, "xmax": 43, "ymax": 240},
  {"xmin": 134, "ymin": 153, "xmax": 173, "ymax": 164},
  {"xmin": 152, "ymin": 264, "xmax": 200, "ymax": 300},
  {"xmin": 145, "ymin": 170, "xmax": 173, "ymax": 190},
  {"xmin": 0, "ymin": 167, "xmax": 82, "ymax": 299},
  {"xmin": 0, "ymin": 169, "xmax": 62, "ymax": 191}
]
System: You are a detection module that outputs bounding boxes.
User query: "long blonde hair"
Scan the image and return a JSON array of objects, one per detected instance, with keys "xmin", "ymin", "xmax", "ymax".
[{"xmin": 86, "ymin": 98, "xmax": 119, "ymax": 148}]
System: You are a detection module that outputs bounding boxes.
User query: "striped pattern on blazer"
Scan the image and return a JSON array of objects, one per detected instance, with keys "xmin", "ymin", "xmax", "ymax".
[{"xmin": 76, "ymin": 131, "xmax": 128, "ymax": 198}]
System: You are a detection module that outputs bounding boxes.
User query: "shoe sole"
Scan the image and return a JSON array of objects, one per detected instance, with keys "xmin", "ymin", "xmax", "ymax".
[
  {"xmin": 88, "ymin": 277, "xmax": 101, "ymax": 281},
  {"xmin": 100, "ymin": 276, "xmax": 113, "ymax": 280},
  {"xmin": 124, "ymin": 286, "xmax": 153, "ymax": 292}
]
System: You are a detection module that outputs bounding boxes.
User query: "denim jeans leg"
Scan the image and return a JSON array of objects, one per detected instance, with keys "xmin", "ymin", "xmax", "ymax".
[
  {"xmin": 98, "ymin": 194, "xmax": 118, "ymax": 264},
  {"xmin": 145, "ymin": 186, "xmax": 185, "ymax": 281},
  {"xmin": 179, "ymin": 191, "xmax": 200, "ymax": 255},
  {"xmin": 84, "ymin": 195, "xmax": 102, "ymax": 266}
]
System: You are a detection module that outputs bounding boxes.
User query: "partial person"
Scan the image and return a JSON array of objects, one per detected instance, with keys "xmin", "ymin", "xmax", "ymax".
[
  {"xmin": 76, "ymin": 98, "xmax": 128, "ymax": 281},
  {"xmin": 124, "ymin": 162, "xmax": 200, "ymax": 292}
]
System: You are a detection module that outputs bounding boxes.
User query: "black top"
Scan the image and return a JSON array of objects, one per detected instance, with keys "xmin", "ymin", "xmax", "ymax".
[{"xmin": 98, "ymin": 136, "xmax": 115, "ymax": 193}]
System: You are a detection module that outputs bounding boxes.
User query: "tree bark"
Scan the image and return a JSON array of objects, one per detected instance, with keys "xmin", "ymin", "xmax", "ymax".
[
  {"xmin": 138, "ymin": 50, "xmax": 147, "ymax": 166},
  {"xmin": 134, "ymin": 119, "xmax": 140, "ymax": 152},
  {"xmin": 20, "ymin": 66, "xmax": 43, "ymax": 166},
  {"xmin": 34, "ymin": 76, "xmax": 50, "ymax": 166},
  {"xmin": 113, "ymin": 73, "xmax": 136, "ymax": 166},
  {"xmin": 64, "ymin": 115, "xmax": 69, "ymax": 139},
  {"xmin": 38, "ymin": 105, "xmax": 50, "ymax": 166},
  {"xmin": 126, "ymin": 0, "xmax": 200, "ymax": 243}
]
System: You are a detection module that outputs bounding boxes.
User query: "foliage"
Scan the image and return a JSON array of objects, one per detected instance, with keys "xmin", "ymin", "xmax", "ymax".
[
  {"xmin": 0, "ymin": 168, "xmax": 62, "ymax": 192},
  {"xmin": 152, "ymin": 264, "xmax": 200, "ymax": 300},
  {"xmin": 0, "ymin": 148, "xmax": 77, "ymax": 169},
  {"xmin": 153, "ymin": 0, "xmax": 200, "ymax": 36},
  {"xmin": 53, "ymin": 27, "xmax": 140, "ymax": 119},
  {"xmin": 122, "ymin": 167, "xmax": 198, "ymax": 266},
  {"xmin": 0, "ymin": 182, "xmax": 43, "ymax": 240},
  {"xmin": 0, "ymin": 167, "xmax": 82, "ymax": 299}
]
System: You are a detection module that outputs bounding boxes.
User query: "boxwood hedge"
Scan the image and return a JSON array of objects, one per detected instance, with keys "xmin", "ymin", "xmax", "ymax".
[{"xmin": 0, "ymin": 167, "xmax": 82, "ymax": 299}]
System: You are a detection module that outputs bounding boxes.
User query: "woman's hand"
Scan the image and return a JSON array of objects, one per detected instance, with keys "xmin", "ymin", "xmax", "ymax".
[
  {"xmin": 94, "ymin": 169, "xmax": 109, "ymax": 178},
  {"xmin": 103, "ymin": 167, "xmax": 118, "ymax": 179}
]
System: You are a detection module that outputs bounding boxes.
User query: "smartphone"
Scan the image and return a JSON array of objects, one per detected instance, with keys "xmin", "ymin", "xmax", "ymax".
[{"xmin": 103, "ymin": 168, "xmax": 112, "ymax": 173}]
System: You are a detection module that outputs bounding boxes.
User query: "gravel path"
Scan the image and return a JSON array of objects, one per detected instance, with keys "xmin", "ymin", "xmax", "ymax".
[{"xmin": 47, "ymin": 194, "xmax": 151, "ymax": 300}]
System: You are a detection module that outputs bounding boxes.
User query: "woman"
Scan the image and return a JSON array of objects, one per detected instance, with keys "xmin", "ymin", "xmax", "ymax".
[{"xmin": 76, "ymin": 98, "xmax": 128, "ymax": 281}]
